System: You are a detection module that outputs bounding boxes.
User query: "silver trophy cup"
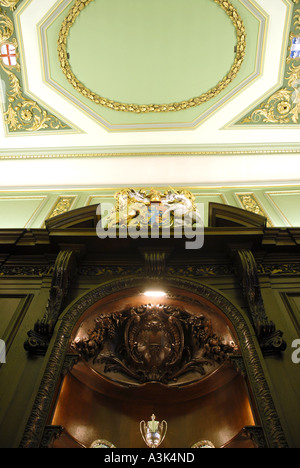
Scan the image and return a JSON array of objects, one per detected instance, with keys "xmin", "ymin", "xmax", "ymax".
[{"xmin": 140, "ymin": 414, "xmax": 167, "ymax": 448}]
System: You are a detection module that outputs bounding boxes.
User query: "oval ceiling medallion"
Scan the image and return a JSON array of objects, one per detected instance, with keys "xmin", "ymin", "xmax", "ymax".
[{"xmin": 58, "ymin": 0, "xmax": 246, "ymax": 113}]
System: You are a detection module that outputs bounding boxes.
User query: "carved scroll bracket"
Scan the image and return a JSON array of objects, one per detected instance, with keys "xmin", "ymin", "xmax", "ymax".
[
  {"xmin": 231, "ymin": 248, "xmax": 286, "ymax": 355},
  {"xmin": 243, "ymin": 426, "xmax": 268, "ymax": 448},
  {"xmin": 229, "ymin": 355, "xmax": 247, "ymax": 378},
  {"xmin": 24, "ymin": 249, "xmax": 78, "ymax": 355},
  {"xmin": 40, "ymin": 426, "xmax": 63, "ymax": 449}
]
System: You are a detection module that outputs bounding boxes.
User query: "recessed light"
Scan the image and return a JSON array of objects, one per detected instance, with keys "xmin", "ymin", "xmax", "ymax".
[{"xmin": 144, "ymin": 291, "xmax": 166, "ymax": 298}]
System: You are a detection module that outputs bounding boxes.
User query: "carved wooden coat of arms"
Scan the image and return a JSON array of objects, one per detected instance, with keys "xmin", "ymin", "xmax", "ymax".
[{"xmin": 72, "ymin": 304, "xmax": 236, "ymax": 386}]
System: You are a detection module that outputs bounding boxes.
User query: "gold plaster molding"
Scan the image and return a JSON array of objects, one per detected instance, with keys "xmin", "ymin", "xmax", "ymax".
[
  {"xmin": 45, "ymin": 196, "xmax": 76, "ymax": 221},
  {"xmin": 57, "ymin": 0, "xmax": 246, "ymax": 113},
  {"xmin": 236, "ymin": 192, "xmax": 273, "ymax": 227},
  {"xmin": 240, "ymin": 4, "xmax": 300, "ymax": 125},
  {"xmin": 0, "ymin": 4, "xmax": 69, "ymax": 132},
  {"xmin": 0, "ymin": 0, "xmax": 20, "ymax": 10},
  {"xmin": 2, "ymin": 147, "xmax": 300, "ymax": 160},
  {"xmin": 241, "ymin": 64, "xmax": 300, "ymax": 124}
]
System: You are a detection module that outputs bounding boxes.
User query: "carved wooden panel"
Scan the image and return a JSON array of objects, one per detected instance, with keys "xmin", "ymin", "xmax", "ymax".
[{"xmin": 72, "ymin": 303, "xmax": 237, "ymax": 387}]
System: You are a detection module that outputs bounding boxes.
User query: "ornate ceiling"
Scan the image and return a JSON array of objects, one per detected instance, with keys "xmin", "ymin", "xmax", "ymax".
[{"xmin": 0, "ymin": 0, "xmax": 299, "ymax": 190}]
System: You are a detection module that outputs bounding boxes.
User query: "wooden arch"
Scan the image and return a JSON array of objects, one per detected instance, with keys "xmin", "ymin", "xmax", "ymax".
[{"xmin": 19, "ymin": 276, "xmax": 288, "ymax": 448}]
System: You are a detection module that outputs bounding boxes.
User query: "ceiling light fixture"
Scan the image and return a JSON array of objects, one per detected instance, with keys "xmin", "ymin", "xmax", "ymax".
[{"xmin": 144, "ymin": 291, "xmax": 166, "ymax": 298}]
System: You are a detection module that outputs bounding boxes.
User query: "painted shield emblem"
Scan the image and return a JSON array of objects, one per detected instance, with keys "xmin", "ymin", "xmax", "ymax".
[
  {"xmin": 0, "ymin": 43, "xmax": 17, "ymax": 67},
  {"xmin": 290, "ymin": 37, "xmax": 300, "ymax": 59}
]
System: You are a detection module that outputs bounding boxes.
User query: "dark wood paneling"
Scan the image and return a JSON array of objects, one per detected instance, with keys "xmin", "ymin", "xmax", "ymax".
[{"xmin": 51, "ymin": 371, "xmax": 255, "ymax": 448}]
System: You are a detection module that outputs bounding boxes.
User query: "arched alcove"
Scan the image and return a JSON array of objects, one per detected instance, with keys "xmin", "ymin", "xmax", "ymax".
[
  {"xmin": 19, "ymin": 275, "xmax": 288, "ymax": 449},
  {"xmin": 50, "ymin": 285, "xmax": 256, "ymax": 448}
]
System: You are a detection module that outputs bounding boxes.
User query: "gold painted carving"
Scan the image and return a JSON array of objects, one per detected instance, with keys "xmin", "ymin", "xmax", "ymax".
[
  {"xmin": 287, "ymin": 9, "xmax": 300, "ymax": 62},
  {"xmin": 236, "ymin": 193, "xmax": 273, "ymax": 227},
  {"xmin": 0, "ymin": 6, "xmax": 14, "ymax": 41},
  {"xmin": 46, "ymin": 197, "xmax": 75, "ymax": 220},
  {"xmin": 58, "ymin": 0, "xmax": 246, "ymax": 113},
  {"xmin": 104, "ymin": 187, "xmax": 202, "ymax": 229},
  {"xmin": 0, "ymin": 6, "xmax": 68, "ymax": 132},
  {"xmin": 240, "ymin": 5, "xmax": 300, "ymax": 125},
  {"xmin": 294, "ymin": 9, "xmax": 300, "ymax": 29},
  {"xmin": 0, "ymin": 0, "xmax": 20, "ymax": 10},
  {"xmin": 241, "ymin": 65, "xmax": 300, "ymax": 124}
]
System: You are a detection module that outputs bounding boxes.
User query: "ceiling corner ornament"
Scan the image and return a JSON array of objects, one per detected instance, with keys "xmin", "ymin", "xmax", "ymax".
[
  {"xmin": 0, "ymin": 3, "xmax": 69, "ymax": 132},
  {"xmin": 238, "ymin": 4, "xmax": 300, "ymax": 125},
  {"xmin": 58, "ymin": 0, "xmax": 246, "ymax": 113}
]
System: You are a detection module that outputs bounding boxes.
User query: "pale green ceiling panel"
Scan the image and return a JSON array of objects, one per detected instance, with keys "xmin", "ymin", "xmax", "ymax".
[
  {"xmin": 86, "ymin": 195, "xmax": 115, "ymax": 206},
  {"xmin": 67, "ymin": 0, "xmax": 236, "ymax": 104},
  {"xmin": 0, "ymin": 187, "xmax": 299, "ymax": 229},
  {"xmin": 193, "ymin": 193, "xmax": 228, "ymax": 226},
  {"xmin": 266, "ymin": 191, "xmax": 300, "ymax": 226},
  {"xmin": 0, "ymin": 197, "xmax": 46, "ymax": 228},
  {"xmin": 45, "ymin": 0, "xmax": 260, "ymax": 128}
]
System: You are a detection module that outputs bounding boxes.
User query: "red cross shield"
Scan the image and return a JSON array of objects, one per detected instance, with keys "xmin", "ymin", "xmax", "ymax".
[{"xmin": 0, "ymin": 43, "xmax": 17, "ymax": 67}]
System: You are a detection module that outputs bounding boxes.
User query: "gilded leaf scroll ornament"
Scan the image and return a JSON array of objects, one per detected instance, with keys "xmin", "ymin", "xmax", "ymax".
[
  {"xmin": 294, "ymin": 10, "xmax": 300, "ymax": 29},
  {"xmin": 0, "ymin": 6, "xmax": 69, "ymax": 132},
  {"xmin": 241, "ymin": 77, "xmax": 300, "ymax": 124},
  {"xmin": 58, "ymin": 0, "xmax": 246, "ymax": 113},
  {"xmin": 4, "ymin": 98, "xmax": 68, "ymax": 132},
  {"xmin": 0, "ymin": 0, "xmax": 20, "ymax": 11},
  {"xmin": 46, "ymin": 197, "xmax": 75, "ymax": 221},
  {"xmin": 239, "ymin": 5, "xmax": 300, "ymax": 125},
  {"xmin": 236, "ymin": 193, "xmax": 273, "ymax": 227},
  {"xmin": 0, "ymin": 7, "xmax": 13, "ymax": 41}
]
